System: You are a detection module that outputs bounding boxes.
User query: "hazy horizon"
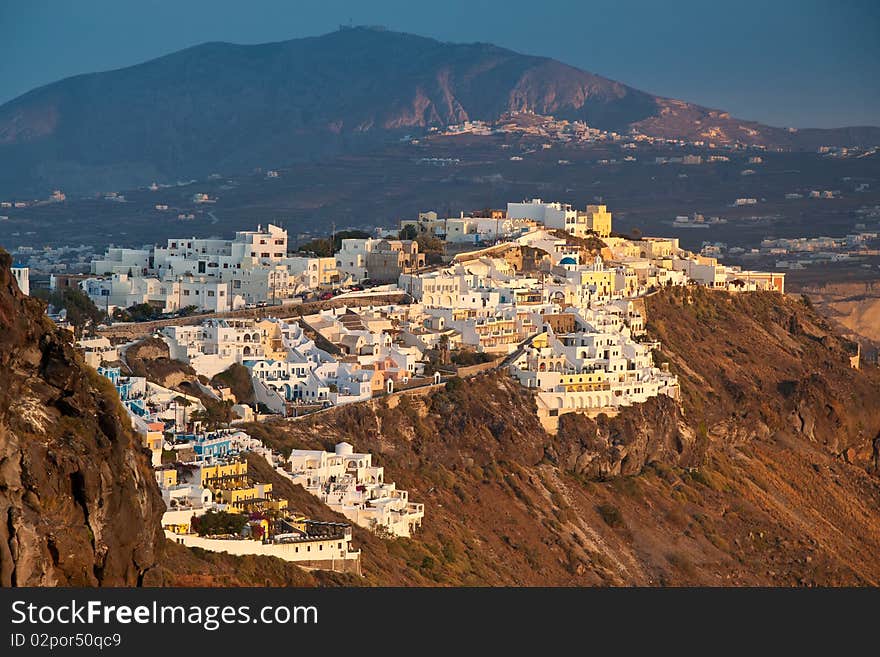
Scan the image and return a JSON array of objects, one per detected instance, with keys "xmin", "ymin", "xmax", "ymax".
[{"xmin": 1, "ymin": 0, "xmax": 878, "ymax": 130}]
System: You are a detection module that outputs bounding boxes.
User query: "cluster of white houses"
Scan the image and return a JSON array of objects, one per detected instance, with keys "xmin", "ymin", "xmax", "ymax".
[
  {"xmin": 508, "ymin": 303, "xmax": 679, "ymax": 432},
  {"xmin": 84, "ymin": 224, "xmax": 427, "ymax": 314},
  {"xmin": 160, "ymin": 310, "xmax": 431, "ymax": 412},
  {"xmin": 157, "ymin": 446, "xmax": 362, "ymax": 574},
  {"xmin": 398, "ymin": 200, "xmax": 612, "ymax": 245},
  {"xmin": 80, "ymin": 196, "xmax": 786, "ymax": 446},
  {"xmin": 85, "ymin": 365, "xmax": 418, "ymax": 573},
  {"xmin": 82, "ymin": 199, "xmax": 781, "ymax": 317},
  {"xmin": 281, "ymin": 442, "xmax": 424, "ymax": 538}
]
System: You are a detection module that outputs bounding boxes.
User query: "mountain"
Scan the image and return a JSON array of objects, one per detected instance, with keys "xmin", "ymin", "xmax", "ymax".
[
  {"xmin": 1, "ymin": 26, "xmax": 878, "ymax": 195},
  {"xmin": 0, "ymin": 250, "xmax": 164, "ymax": 585}
]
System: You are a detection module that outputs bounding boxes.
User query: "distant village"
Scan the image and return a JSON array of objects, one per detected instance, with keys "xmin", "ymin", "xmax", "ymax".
[{"xmin": 11, "ymin": 196, "xmax": 797, "ymax": 574}]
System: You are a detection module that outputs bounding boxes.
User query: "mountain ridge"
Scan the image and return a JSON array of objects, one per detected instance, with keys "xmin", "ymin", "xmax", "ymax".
[{"xmin": 2, "ymin": 26, "xmax": 878, "ymax": 195}]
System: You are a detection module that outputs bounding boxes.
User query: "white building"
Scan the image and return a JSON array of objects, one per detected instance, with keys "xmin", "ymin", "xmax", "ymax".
[
  {"xmin": 76, "ymin": 336, "xmax": 118, "ymax": 368},
  {"xmin": 335, "ymin": 238, "xmax": 379, "ymax": 281},
  {"xmin": 163, "ymin": 318, "xmax": 268, "ymax": 377},
  {"xmin": 88, "ymin": 224, "xmax": 304, "ymax": 311},
  {"xmin": 11, "ymin": 264, "xmax": 29, "ymax": 295},
  {"xmin": 509, "ymin": 311, "xmax": 679, "ymax": 432},
  {"xmin": 507, "ymin": 198, "xmax": 576, "ymax": 229},
  {"xmin": 83, "ymin": 273, "xmax": 231, "ymax": 314},
  {"xmin": 283, "ymin": 442, "xmax": 424, "ymax": 538}
]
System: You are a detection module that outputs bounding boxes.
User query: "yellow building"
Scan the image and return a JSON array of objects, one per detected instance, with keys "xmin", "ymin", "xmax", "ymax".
[
  {"xmin": 143, "ymin": 422, "xmax": 165, "ymax": 451},
  {"xmin": 315, "ymin": 257, "xmax": 341, "ymax": 286},
  {"xmin": 640, "ymin": 237, "xmax": 679, "ymax": 259},
  {"xmin": 559, "ymin": 372, "xmax": 609, "ymax": 392},
  {"xmin": 220, "ymin": 483, "xmax": 288, "ymax": 512},
  {"xmin": 575, "ymin": 268, "xmax": 616, "ymax": 297},
  {"xmin": 474, "ymin": 316, "xmax": 521, "ymax": 351},
  {"xmin": 531, "ymin": 332, "xmax": 550, "ymax": 349},
  {"xmin": 261, "ymin": 498, "xmax": 289, "ymax": 513},
  {"xmin": 201, "ymin": 460, "xmax": 290, "ymax": 513},
  {"xmin": 201, "ymin": 461, "xmax": 248, "ymax": 488},
  {"xmin": 155, "ymin": 467, "xmax": 178, "ymax": 488},
  {"xmin": 257, "ymin": 319, "xmax": 288, "ymax": 360},
  {"xmin": 583, "ymin": 205, "xmax": 612, "ymax": 238}
]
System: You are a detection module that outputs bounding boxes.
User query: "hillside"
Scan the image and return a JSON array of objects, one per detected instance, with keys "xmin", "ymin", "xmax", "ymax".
[
  {"xmin": 233, "ymin": 287, "xmax": 880, "ymax": 586},
  {"xmin": 2, "ymin": 26, "xmax": 877, "ymax": 195},
  {"xmin": 3, "ymin": 236, "xmax": 880, "ymax": 586}
]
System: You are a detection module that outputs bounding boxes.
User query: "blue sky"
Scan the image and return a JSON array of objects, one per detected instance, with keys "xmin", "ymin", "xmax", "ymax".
[{"xmin": 1, "ymin": 0, "xmax": 878, "ymax": 128}]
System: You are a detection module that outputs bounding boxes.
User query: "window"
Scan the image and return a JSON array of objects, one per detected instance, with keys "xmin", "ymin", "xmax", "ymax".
[
  {"xmin": 207, "ymin": 290, "xmax": 215, "ymax": 297},
  {"xmin": 274, "ymin": 239, "xmax": 284, "ymax": 245},
  {"xmin": 183, "ymin": 289, "xmax": 190, "ymax": 296}
]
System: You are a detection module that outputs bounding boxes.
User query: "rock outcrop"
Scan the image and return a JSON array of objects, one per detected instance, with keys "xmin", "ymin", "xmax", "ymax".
[
  {"xmin": 553, "ymin": 395, "xmax": 700, "ymax": 479},
  {"xmin": 0, "ymin": 250, "xmax": 165, "ymax": 586}
]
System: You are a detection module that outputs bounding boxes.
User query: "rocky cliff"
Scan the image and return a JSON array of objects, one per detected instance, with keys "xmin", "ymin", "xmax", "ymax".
[{"xmin": 0, "ymin": 250, "xmax": 165, "ymax": 585}]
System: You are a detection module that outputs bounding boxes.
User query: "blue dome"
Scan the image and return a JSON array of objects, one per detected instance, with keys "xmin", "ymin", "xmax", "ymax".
[{"xmin": 559, "ymin": 256, "xmax": 577, "ymax": 265}]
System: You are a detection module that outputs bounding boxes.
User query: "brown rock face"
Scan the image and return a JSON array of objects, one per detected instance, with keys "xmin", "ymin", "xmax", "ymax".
[
  {"xmin": 553, "ymin": 395, "xmax": 701, "ymax": 479},
  {"xmin": 0, "ymin": 250, "xmax": 165, "ymax": 586}
]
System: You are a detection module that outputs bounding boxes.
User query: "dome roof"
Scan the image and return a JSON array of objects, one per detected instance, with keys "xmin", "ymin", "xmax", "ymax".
[{"xmin": 559, "ymin": 256, "xmax": 577, "ymax": 265}]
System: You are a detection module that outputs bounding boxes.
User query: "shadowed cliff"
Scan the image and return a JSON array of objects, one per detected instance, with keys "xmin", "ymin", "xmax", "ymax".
[{"xmin": 0, "ymin": 250, "xmax": 164, "ymax": 585}]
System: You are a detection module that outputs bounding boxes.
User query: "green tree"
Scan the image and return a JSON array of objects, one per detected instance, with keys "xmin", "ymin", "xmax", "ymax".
[
  {"xmin": 398, "ymin": 224, "xmax": 418, "ymax": 241},
  {"xmin": 192, "ymin": 510, "xmax": 247, "ymax": 537},
  {"xmin": 33, "ymin": 287, "xmax": 106, "ymax": 336},
  {"xmin": 174, "ymin": 395, "xmax": 193, "ymax": 428},
  {"xmin": 124, "ymin": 303, "xmax": 162, "ymax": 322},
  {"xmin": 297, "ymin": 230, "xmax": 372, "ymax": 257}
]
